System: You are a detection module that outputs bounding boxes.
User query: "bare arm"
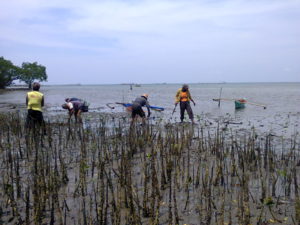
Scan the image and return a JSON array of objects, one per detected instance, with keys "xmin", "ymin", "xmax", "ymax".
[
  {"xmin": 191, "ymin": 99, "xmax": 196, "ymax": 106},
  {"xmin": 41, "ymin": 96, "xmax": 44, "ymax": 107},
  {"xmin": 76, "ymin": 110, "xmax": 82, "ymax": 123},
  {"xmin": 67, "ymin": 109, "xmax": 74, "ymax": 123},
  {"xmin": 69, "ymin": 109, "xmax": 74, "ymax": 117},
  {"xmin": 188, "ymin": 91, "xmax": 196, "ymax": 106}
]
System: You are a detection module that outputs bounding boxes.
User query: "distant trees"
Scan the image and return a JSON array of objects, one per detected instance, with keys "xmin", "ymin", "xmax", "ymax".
[
  {"xmin": 0, "ymin": 57, "xmax": 19, "ymax": 89},
  {"xmin": 0, "ymin": 56, "xmax": 47, "ymax": 89}
]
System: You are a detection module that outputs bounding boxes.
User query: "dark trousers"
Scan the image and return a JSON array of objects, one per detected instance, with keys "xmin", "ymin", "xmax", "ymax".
[
  {"xmin": 26, "ymin": 109, "xmax": 45, "ymax": 131},
  {"xmin": 131, "ymin": 104, "xmax": 145, "ymax": 118},
  {"xmin": 180, "ymin": 101, "xmax": 193, "ymax": 122}
]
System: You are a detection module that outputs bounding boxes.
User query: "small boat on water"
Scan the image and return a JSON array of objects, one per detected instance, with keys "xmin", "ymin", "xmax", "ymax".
[
  {"xmin": 213, "ymin": 87, "xmax": 267, "ymax": 110},
  {"xmin": 234, "ymin": 99, "xmax": 246, "ymax": 109},
  {"xmin": 213, "ymin": 98, "xmax": 266, "ymax": 109}
]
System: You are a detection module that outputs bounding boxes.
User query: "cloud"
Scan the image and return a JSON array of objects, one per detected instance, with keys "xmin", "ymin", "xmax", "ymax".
[
  {"xmin": 2, "ymin": 0, "xmax": 299, "ymax": 44},
  {"xmin": 1, "ymin": 0, "xmax": 300, "ymax": 83}
]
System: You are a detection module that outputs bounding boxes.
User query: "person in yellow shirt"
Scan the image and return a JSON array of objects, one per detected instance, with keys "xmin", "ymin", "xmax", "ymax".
[
  {"xmin": 26, "ymin": 82, "xmax": 45, "ymax": 130},
  {"xmin": 175, "ymin": 84, "xmax": 196, "ymax": 123}
]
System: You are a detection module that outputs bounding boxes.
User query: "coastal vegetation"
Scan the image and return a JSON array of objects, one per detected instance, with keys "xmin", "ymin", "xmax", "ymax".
[
  {"xmin": 0, "ymin": 57, "xmax": 19, "ymax": 89},
  {"xmin": 0, "ymin": 112, "xmax": 299, "ymax": 224},
  {"xmin": 0, "ymin": 57, "xmax": 47, "ymax": 89}
]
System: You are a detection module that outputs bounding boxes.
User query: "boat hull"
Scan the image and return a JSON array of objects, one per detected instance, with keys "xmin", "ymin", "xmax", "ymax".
[
  {"xmin": 235, "ymin": 100, "xmax": 246, "ymax": 109},
  {"xmin": 115, "ymin": 102, "xmax": 164, "ymax": 111}
]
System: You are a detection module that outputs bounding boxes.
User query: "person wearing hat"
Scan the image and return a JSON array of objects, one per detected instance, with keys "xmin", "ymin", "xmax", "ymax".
[
  {"xmin": 25, "ymin": 82, "xmax": 46, "ymax": 132},
  {"xmin": 65, "ymin": 97, "xmax": 82, "ymax": 103},
  {"xmin": 131, "ymin": 94, "xmax": 151, "ymax": 124},
  {"xmin": 175, "ymin": 84, "xmax": 196, "ymax": 123},
  {"xmin": 62, "ymin": 99, "xmax": 85, "ymax": 123}
]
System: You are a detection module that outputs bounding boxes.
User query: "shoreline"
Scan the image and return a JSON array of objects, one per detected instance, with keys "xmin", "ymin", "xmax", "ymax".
[
  {"xmin": 1, "ymin": 82, "xmax": 299, "ymax": 140},
  {"xmin": 2, "ymin": 81, "xmax": 300, "ymax": 89},
  {"xmin": 1, "ymin": 87, "xmax": 29, "ymax": 91},
  {"xmin": 0, "ymin": 101, "xmax": 299, "ymax": 139}
]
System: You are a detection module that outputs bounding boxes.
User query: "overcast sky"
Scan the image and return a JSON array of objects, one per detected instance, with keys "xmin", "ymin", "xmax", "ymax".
[{"xmin": 1, "ymin": 0, "xmax": 299, "ymax": 84}]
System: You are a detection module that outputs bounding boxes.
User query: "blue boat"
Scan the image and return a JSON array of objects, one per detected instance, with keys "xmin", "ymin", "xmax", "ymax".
[
  {"xmin": 120, "ymin": 103, "xmax": 164, "ymax": 111},
  {"xmin": 107, "ymin": 102, "xmax": 164, "ymax": 112}
]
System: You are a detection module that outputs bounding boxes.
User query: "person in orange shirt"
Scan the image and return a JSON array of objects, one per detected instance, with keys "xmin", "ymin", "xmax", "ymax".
[
  {"xmin": 175, "ymin": 84, "xmax": 196, "ymax": 123},
  {"xmin": 26, "ymin": 82, "xmax": 46, "ymax": 131}
]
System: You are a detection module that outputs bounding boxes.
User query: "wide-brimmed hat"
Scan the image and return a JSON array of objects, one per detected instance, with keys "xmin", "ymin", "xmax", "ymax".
[{"xmin": 142, "ymin": 93, "xmax": 149, "ymax": 99}]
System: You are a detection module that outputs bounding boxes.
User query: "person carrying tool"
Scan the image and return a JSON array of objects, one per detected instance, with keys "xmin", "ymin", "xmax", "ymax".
[
  {"xmin": 62, "ymin": 98, "xmax": 88, "ymax": 123},
  {"xmin": 175, "ymin": 84, "xmax": 196, "ymax": 123},
  {"xmin": 131, "ymin": 94, "xmax": 151, "ymax": 124},
  {"xmin": 25, "ymin": 82, "xmax": 46, "ymax": 132}
]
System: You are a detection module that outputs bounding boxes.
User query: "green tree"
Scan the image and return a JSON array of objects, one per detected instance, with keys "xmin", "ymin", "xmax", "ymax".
[
  {"xmin": 19, "ymin": 62, "xmax": 47, "ymax": 89},
  {"xmin": 0, "ymin": 57, "xmax": 19, "ymax": 89}
]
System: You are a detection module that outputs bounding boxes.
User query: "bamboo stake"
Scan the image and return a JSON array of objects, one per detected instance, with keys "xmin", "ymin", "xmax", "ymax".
[
  {"xmin": 213, "ymin": 98, "xmax": 235, "ymax": 102},
  {"xmin": 218, "ymin": 87, "xmax": 222, "ymax": 107}
]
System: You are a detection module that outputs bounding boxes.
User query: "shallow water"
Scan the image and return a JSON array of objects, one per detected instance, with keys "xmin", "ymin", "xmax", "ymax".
[{"xmin": 1, "ymin": 82, "xmax": 300, "ymax": 136}]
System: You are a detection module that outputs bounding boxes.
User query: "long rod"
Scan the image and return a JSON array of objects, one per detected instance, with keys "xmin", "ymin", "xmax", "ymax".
[{"xmin": 246, "ymin": 101, "xmax": 267, "ymax": 109}]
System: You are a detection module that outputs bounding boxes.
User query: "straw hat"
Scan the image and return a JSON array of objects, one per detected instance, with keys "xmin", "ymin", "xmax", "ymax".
[{"xmin": 142, "ymin": 93, "xmax": 149, "ymax": 99}]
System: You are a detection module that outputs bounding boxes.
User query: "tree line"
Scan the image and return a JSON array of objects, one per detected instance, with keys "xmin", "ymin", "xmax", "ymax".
[{"xmin": 0, "ymin": 56, "xmax": 47, "ymax": 89}]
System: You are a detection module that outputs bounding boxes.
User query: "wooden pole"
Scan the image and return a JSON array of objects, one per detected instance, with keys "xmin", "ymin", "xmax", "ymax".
[
  {"xmin": 218, "ymin": 87, "xmax": 222, "ymax": 107},
  {"xmin": 213, "ymin": 98, "xmax": 235, "ymax": 102}
]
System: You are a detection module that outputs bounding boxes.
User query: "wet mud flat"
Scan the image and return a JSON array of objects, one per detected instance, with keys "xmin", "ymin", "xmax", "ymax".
[{"xmin": 0, "ymin": 112, "xmax": 300, "ymax": 224}]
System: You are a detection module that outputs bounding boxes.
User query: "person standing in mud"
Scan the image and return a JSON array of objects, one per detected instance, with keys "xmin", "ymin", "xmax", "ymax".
[
  {"xmin": 131, "ymin": 93, "xmax": 151, "ymax": 124},
  {"xmin": 26, "ymin": 82, "xmax": 46, "ymax": 132},
  {"xmin": 175, "ymin": 84, "xmax": 196, "ymax": 123}
]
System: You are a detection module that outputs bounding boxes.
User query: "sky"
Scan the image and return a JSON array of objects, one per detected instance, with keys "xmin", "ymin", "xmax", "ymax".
[{"xmin": 1, "ymin": 0, "xmax": 300, "ymax": 84}]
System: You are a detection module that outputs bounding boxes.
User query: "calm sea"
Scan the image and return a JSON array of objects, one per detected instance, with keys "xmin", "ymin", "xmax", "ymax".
[{"xmin": 1, "ymin": 82, "xmax": 300, "ymax": 135}]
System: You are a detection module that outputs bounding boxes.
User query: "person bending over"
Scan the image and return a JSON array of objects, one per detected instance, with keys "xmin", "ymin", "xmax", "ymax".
[
  {"xmin": 62, "ymin": 99, "xmax": 85, "ymax": 123},
  {"xmin": 131, "ymin": 94, "xmax": 151, "ymax": 124}
]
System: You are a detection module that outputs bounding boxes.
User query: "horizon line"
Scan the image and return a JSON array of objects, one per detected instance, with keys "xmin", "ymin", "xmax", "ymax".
[{"xmin": 10, "ymin": 81, "xmax": 300, "ymax": 86}]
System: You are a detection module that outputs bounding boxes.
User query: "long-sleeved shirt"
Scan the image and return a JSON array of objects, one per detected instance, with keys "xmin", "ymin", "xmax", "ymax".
[
  {"xmin": 175, "ymin": 88, "xmax": 192, "ymax": 103},
  {"xmin": 132, "ymin": 96, "xmax": 150, "ymax": 115}
]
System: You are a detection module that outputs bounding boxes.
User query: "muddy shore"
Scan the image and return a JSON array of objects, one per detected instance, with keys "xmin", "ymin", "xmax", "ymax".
[{"xmin": 0, "ymin": 111, "xmax": 299, "ymax": 224}]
